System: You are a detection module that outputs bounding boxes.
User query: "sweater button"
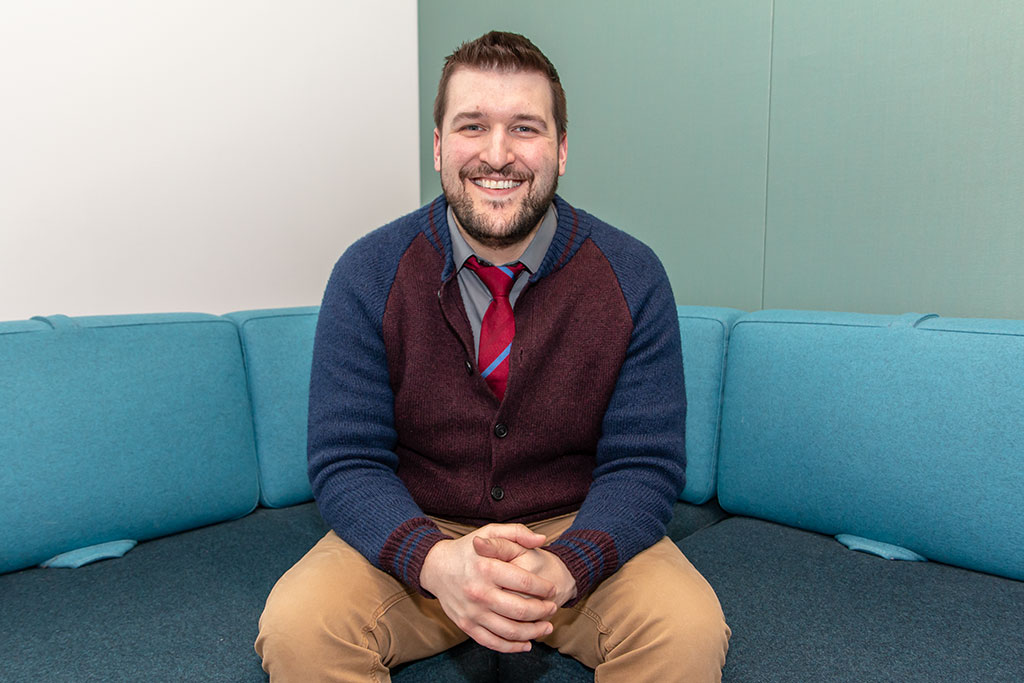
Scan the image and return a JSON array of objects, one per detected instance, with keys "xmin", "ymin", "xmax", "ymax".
[
  {"xmin": 464, "ymin": 360, "xmax": 473, "ymax": 374},
  {"xmin": 494, "ymin": 423, "xmax": 509, "ymax": 438},
  {"xmin": 490, "ymin": 485, "xmax": 505, "ymax": 501}
]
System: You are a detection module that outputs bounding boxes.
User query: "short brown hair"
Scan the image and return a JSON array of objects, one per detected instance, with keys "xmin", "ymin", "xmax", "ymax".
[{"xmin": 433, "ymin": 31, "xmax": 567, "ymax": 139}]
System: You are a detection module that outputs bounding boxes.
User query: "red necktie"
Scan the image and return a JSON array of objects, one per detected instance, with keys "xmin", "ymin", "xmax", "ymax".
[{"xmin": 465, "ymin": 256, "xmax": 525, "ymax": 400}]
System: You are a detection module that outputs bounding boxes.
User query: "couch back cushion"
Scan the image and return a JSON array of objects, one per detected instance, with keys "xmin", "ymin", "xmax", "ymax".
[
  {"xmin": 0, "ymin": 313, "xmax": 260, "ymax": 574},
  {"xmin": 717, "ymin": 310, "xmax": 1024, "ymax": 581},
  {"xmin": 225, "ymin": 307, "xmax": 319, "ymax": 508},
  {"xmin": 676, "ymin": 306, "xmax": 744, "ymax": 503},
  {"xmin": 221, "ymin": 305, "xmax": 741, "ymax": 509}
]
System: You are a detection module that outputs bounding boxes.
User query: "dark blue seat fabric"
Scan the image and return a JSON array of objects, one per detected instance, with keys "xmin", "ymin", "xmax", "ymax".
[
  {"xmin": 392, "ymin": 641, "xmax": 594, "ymax": 682},
  {"xmin": 1, "ymin": 500, "xmax": 724, "ymax": 682},
  {"xmin": 679, "ymin": 517, "xmax": 1024, "ymax": 683},
  {"xmin": 0, "ymin": 504, "xmax": 328, "ymax": 683}
]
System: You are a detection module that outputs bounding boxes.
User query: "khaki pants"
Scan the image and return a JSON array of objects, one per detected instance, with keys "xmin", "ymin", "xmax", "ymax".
[{"xmin": 256, "ymin": 513, "xmax": 730, "ymax": 682}]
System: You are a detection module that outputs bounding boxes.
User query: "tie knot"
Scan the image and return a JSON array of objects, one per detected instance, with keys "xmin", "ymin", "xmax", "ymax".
[{"xmin": 465, "ymin": 256, "xmax": 525, "ymax": 298}]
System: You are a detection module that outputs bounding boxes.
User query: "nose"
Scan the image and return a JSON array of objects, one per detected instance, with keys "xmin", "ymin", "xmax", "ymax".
[{"xmin": 480, "ymin": 129, "xmax": 514, "ymax": 171}]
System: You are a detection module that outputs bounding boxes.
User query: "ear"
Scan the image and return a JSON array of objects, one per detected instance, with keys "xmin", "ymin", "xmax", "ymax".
[
  {"xmin": 433, "ymin": 128, "xmax": 442, "ymax": 172},
  {"xmin": 557, "ymin": 133, "xmax": 568, "ymax": 176}
]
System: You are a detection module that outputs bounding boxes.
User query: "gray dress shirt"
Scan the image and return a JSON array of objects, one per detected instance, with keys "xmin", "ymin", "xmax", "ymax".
[{"xmin": 447, "ymin": 204, "xmax": 557, "ymax": 360}]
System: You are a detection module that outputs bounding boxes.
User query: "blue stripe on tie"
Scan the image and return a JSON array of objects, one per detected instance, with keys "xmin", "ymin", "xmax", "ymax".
[
  {"xmin": 497, "ymin": 265, "xmax": 516, "ymax": 278},
  {"xmin": 481, "ymin": 343, "xmax": 512, "ymax": 378}
]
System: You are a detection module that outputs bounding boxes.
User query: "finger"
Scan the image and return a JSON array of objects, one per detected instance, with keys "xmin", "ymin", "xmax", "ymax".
[
  {"xmin": 479, "ymin": 523, "xmax": 547, "ymax": 549},
  {"xmin": 488, "ymin": 559, "xmax": 556, "ymax": 599},
  {"xmin": 486, "ymin": 586, "xmax": 558, "ymax": 622},
  {"xmin": 473, "ymin": 536, "xmax": 528, "ymax": 562},
  {"xmin": 466, "ymin": 625, "xmax": 534, "ymax": 654},
  {"xmin": 476, "ymin": 611, "xmax": 553, "ymax": 647}
]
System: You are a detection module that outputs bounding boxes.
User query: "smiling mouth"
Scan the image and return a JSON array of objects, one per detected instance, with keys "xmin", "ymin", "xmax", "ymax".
[{"xmin": 472, "ymin": 178, "xmax": 523, "ymax": 190}]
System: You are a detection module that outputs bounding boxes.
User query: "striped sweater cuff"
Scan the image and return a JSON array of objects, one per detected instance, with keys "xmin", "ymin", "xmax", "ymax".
[
  {"xmin": 378, "ymin": 517, "xmax": 450, "ymax": 596},
  {"xmin": 545, "ymin": 529, "xmax": 619, "ymax": 606}
]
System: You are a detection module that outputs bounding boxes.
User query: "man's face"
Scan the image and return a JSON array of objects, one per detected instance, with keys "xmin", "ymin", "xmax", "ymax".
[{"xmin": 434, "ymin": 67, "xmax": 568, "ymax": 250}]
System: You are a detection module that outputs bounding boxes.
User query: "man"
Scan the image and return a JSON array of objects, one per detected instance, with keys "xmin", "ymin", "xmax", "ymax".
[{"xmin": 256, "ymin": 31, "xmax": 730, "ymax": 681}]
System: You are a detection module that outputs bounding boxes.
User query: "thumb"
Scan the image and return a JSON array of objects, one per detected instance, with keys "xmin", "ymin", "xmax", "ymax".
[
  {"xmin": 473, "ymin": 535, "xmax": 528, "ymax": 562},
  {"xmin": 485, "ymin": 523, "xmax": 548, "ymax": 549}
]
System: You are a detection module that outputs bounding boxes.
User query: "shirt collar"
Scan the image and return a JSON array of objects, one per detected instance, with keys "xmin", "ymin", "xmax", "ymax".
[{"xmin": 447, "ymin": 204, "xmax": 557, "ymax": 274}]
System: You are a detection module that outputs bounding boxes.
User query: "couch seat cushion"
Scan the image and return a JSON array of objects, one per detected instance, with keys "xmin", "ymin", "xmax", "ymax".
[
  {"xmin": 1, "ymin": 500, "xmax": 722, "ymax": 681},
  {"xmin": 0, "ymin": 503, "xmax": 591, "ymax": 682},
  {"xmin": 680, "ymin": 517, "xmax": 1024, "ymax": 682},
  {"xmin": 0, "ymin": 504, "xmax": 328, "ymax": 682}
]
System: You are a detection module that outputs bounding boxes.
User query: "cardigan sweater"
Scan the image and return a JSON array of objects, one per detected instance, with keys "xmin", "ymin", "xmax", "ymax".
[{"xmin": 307, "ymin": 194, "xmax": 686, "ymax": 601}]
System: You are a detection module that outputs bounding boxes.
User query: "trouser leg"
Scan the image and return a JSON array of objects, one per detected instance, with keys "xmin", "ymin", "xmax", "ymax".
[
  {"xmin": 531, "ymin": 516, "xmax": 731, "ymax": 682},
  {"xmin": 255, "ymin": 530, "xmax": 467, "ymax": 683},
  {"xmin": 257, "ymin": 517, "xmax": 729, "ymax": 682}
]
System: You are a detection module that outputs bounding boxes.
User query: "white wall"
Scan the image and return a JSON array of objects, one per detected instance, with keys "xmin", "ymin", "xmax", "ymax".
[{"xmin": 0, "ymin": 0, "xmax": 420, "ymax": 319}]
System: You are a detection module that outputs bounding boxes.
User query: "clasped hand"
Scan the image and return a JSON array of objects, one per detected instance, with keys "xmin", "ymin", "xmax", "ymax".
[{"xmin": 419, "ymin": 523, "xmax": 576, "ymax": 653}]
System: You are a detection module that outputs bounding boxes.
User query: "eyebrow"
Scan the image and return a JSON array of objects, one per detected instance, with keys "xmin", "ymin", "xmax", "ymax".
[
  {"xmin": 512, "ymin": 114, "xmax": 549, "ymax": 131},
  {"xmin": 450, "ymin": 111, "xmax": 485, "ymax": 126}
]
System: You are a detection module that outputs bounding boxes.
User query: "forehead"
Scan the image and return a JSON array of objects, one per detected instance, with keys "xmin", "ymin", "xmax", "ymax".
[{"xmin": 443, "ymin": 67, "xmax": 554, "ymax": 125}]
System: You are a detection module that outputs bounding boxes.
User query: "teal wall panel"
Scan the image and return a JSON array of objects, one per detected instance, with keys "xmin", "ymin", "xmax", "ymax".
[
  {"xmin": 763, "ymin": 1, "xmax": 1024, "ymax": 318},
  {"xmin": 418, "ymin": 1, "xmax": 773, "ymax": 311},
  {"xmin": 419, "ymin": 2, "xmax": 1024, "ymax": 318}
]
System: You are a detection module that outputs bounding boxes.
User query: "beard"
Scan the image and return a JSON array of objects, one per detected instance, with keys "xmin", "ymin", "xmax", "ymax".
[{"xmin": 441, "ymin": 162, "xmax": 558, "ymax": 250}]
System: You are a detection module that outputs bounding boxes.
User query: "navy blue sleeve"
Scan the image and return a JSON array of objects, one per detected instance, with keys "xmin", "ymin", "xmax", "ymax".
[{"xmin": 307, "ymin": 228, "xmax": 449, "ymax": 593}]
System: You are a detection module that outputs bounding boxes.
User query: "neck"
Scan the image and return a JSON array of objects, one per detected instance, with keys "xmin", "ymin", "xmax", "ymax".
[{"xmin": 455, "ymin": 220, "xmax": 540, "ymax": 266}]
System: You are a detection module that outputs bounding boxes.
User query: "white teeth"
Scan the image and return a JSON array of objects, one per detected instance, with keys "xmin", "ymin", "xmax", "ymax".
[{"xmin": 474, "ymin": 178, "xmax": 521, "ymax": 190}]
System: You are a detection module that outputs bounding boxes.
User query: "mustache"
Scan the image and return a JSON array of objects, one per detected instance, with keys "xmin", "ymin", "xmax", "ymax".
[{"xmin": 459, "ymin": 164, "xmax": 532, "ymax": 182}]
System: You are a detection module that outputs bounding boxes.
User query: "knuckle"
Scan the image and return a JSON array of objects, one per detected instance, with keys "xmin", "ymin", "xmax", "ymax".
[{"xmin": 512, "ymin": 602, "xmax": 530, "ymax": 621}]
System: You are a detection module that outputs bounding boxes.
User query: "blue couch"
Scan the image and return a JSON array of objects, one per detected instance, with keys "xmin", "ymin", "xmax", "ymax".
[{"xmin": 2, "ymin": 306, "xmax": 1021, "ymax": 681}]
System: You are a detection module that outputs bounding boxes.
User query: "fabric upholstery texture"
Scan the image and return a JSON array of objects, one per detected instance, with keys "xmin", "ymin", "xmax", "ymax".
[
  {"xmin": 835, "ymin": 534, "xmax": 927, "ymax": 562},
  {"xmin": 395, "ymin": 641, "xmax": 593, "ymax": 681},
  {"xmin": 0, "ymin": 313, "xmax": 260, "ymax": 574},
  {"xmin": 224, "ymin": 307, "xmax": 319, "ymax": 508},
  {"xmin": 681, "ymin": 516, "xmax": 1024, "ymax": 682},
  {"xmin": 676, "ymin": 306, "xmax": 744, "ymax": 503},
  {"xmin": 40, "ymin": 539, "xmax": 138, "ymax": 568},
  {"xmin": 717, "ymin": 310, "xmax": 1024, "ymax": 581},
  {"xmin": 6, "ymin": 301, "xmax": 1022, "ymax": 681},
  {"xmin": 0, "ymin": 500, "xmax": 723, "ymax": 682},
  {"xmin": 226, "ymin": 303, "xmax": 743, "ymax": 512},
  {"xmin": 0, "ymin": 504, "xmax": 328, "ymax": 682}
]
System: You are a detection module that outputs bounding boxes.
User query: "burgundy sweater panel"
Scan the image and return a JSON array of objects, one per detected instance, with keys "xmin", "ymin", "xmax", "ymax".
[{"xmin": 382, "ymin": 235, "xmax": 633, "ymax": 527}]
